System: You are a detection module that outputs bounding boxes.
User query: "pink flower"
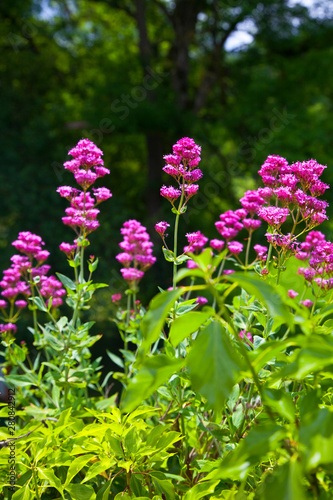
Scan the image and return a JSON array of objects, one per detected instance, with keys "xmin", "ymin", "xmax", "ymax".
[
  {"xmin": 223, "ymin": 269, "xmax": 235, "ymax": 275},
  {"xmin": 160, "ymin": 185, "xmax": 181, "ymax": 203},
  {"xmin": 258, "ymin": 155, "xmax": 289, "ymax": 186},
  {"xmin": 196, "ymin": 296, "xmax": 208, "ymax": 305},
  {"xmin": 287, "ymin": 289, "xmax": 298, "ymax": 298},
  {"xmin": 0, "ymin": 323, "xmax": 17, "ymax": 334},
  {"xmin": 254, "ymin": 244, "xmax": 268, "ymax": 260},
  {"xmin": 300, "ymin": 299, "xmax": 313, "ymax": 308},
  {"xmin": 239, "ymin": 330, "xmax": 253, "ymax": 343},
  {"xmin": 258, "ymin": 207, "xmax": 289, "ymax": 227},
  {"xmin": 184, "ymin": 231, "xmax": 208, "ymax": 253},
  {"xmin": 120, "ymin": 268, "xmax": 144, "ymax": 282},
  {"xmin": 15, "ymin": 300, "xmax": 27, "ymax": 309},
  {"xmin": 57, "ymin": 186, "xmax": 73, "ymax": 198},
  {"xmin": 111, "ymin": 293, "xmax": 122, "ymax": 302},
  {"xmin": 185, "ymin": 184, "xmax": 199, "ymax": 198},
  {"xmin": 210, "ymin": 239, "xmax": 225, "ymax": 252},
  {"xmin": 243, "ymin": 219, "xmax": 262, "ymax": 231},
  {"xmin": 0, "ymin": 300, "xmax": 7, "ymax": 308},
  {"xmin": 228, "ymin": 241, "xmax": 243, "ymax": 255},
  {"xmin": 59, "ymin": 242, "xmax": 77, "ymax": 257},
  {"xmin": 239, "ymin": 190, "xmax": 265, "ymax": 215},
  {"xmin": 155, "ymin": 221, "xmax": 170, "ymax": 237},
  {"xmin": 93, "ymin": 187, "xmax": 112, "ymax": 202},
  {"xmin": 117, "ymin": 220, "xmax": 156, "ymax": 282}
]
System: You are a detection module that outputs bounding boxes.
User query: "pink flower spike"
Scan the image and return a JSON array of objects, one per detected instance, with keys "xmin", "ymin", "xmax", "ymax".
[
  {"xmin": 155, "ymin": 221, "xmax": 170, "ymax": 237},
  {"xmin": 287, "ymin": 289, "xmax": 298, "ymax": 298}
]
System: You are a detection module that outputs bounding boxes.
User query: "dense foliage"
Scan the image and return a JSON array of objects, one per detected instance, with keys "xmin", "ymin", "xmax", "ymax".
[{"xmin": 1, "ymin": 137, "xmax": 333, "ymax": 498}]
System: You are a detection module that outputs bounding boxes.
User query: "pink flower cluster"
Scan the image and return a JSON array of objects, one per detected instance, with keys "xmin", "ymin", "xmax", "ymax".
[
  {"xmin": 0, "ymin": 232, "xmax": 66, "ymax": 333},
  {"xmin": 296, "ymin": 231, "xmax": 333, "ymax": 292},
  {"xmin": 116, "ymin": 220, "xmax": 156, "ymax": 285},
  {"xmin": 57, "ymin": 139, "xmax": 112, "ymax": 256},
  {"xmin": 160, "ymin": 137, "xmax": 202, "ymax": 206},
  {"xmin": 258, "ymin": 155, "xmax": 328, "ymax": 228}
]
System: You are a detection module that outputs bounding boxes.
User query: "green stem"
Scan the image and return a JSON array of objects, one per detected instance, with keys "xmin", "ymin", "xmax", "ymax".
[
  {"xmin": 173, "ymin": 190, "xmax": 185, "ymax": 291},
  {"xmin": 245, "ymin": 231, "xmax": 253, "ymax": 268},
  {"xmin": 266, "ymin": 242, "xmax": 273, "ymax": 271},
  {"xmin": 33, "ymin": 467, "xmax": 41, "ymax": 500}
]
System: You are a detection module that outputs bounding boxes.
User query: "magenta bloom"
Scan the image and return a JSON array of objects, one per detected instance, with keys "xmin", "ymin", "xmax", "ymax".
[
  {"xmin": 161, "ymin": 138, "xmax": 202, "ymax": 209},
  {"xmin": 0, "ymin": 323, "xmax": 17, "ymax": 334},
  {"xmin": 155, "ymin": 221, "xmax": 170, "ymax": 237},
  {"xmin": 300, "ymin": 299, "xmax": 313, "ymax": 308},
  {"xmin": 117, "ymin": 220, "xmax": 156, "ymax": 285},
  {"xmin": 215, "ymin": 210, "xmax": 244, "ymax": 241},
  {"xmin": 254, "ymin": 244, "xmax": 268, "ymax": 260},
  {"xmin": 239, "ymin": 190, "xmax": 265, "ymax": 215},
  {"xmin": 121, "ymin": 268, "xmax": 144, "ymax": 282},
  {"xmin": 58, "ymin": 139, "xmax": 112, "ymax": 243},
  {"xmin": 15, "ymin": 300, "xmax": 28, "ymax": 309},
  {"xmin": 184, "ymin": 231, "xmax": 208, "ymax": 253},
  {"xmin": 243, "ymin": 219, "xmax": 262, "ymax": 231},
  {"xmin": 111, "ymin": 293, "xmax": 122, "ymax": 303},
  {"xmin": 287, "ymin": 289, "xmax": 298, "ymax": 298},
  {"xmin": 228, "ymin": 241, "xmax": 243, "ymax": 255},
  {"xmin": 258, "ymin": 206, "xmax": 289, "ymax": 227},
  {"xmin": 239, "ymin": 330, "xmax": 253, "ymax": 343},
  {"xmin": 196, "ymin": 296, "xmax": 208, "ymax": 305},
  {"xmin": 210, "ymin": 239, "xmax": 225, "ymax": 252},
  {"xmin": 160, "ymin": 185, "xmax": 181, "ymax": 203}
]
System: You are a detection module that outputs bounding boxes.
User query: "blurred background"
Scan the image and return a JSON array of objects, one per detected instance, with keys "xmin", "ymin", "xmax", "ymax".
[{"xmin": 1, "ymin": 0, "xmax": 333, "ymax": 362}]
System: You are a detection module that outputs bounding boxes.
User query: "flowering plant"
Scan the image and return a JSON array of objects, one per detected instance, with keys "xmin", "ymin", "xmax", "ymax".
[{"xmin": 1, "ymin": 138, "xmax": 333, "ymax": 499}]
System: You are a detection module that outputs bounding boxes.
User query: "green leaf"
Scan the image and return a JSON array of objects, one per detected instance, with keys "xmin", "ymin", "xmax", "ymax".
[
  {"xmin": 141, "ymin": 289, "xmax": 184, "ymax": 351},
  {"xmin": 260, "ymin": 458, "xmax": 307, "ymax": 500},
  {"xmin": 299, "ymin": 407, "xmax": 333, "ymax": 470},
  {"xmin": 263, "ymin": 388, "xmax": 295, "ymax": 423},
  {"xmin": 169, "ymin": 311, "xmax": 211, "ymax": 346},
  {"xmin": 106, "ymin": 350, "xmax": 124, "ymax": 368},
  {"xmin": 12, "ymin": 483, "xmax": 32, "ymax": 500},
  {"xmin": 151, "ymin": 472, "xmax": 175, "ymax": 500},
  {"xmin": 82, "ymin": 458, "xmax": 114, "ymax": 483},
  {"xmin": 56, "ymin": 273, "xmax": 77, "ymax": 291},
  {"xmin": 37, "ymin": 467, "xmax": 63, "ymax": 494},
  {"xmin": 121, "ymin": 355, "xmax": 184, "ymax": 412},
  {"xmin": 187, "ymin": 321, "xmax": 245, "ymax": 410},
  {"xmin": 29, "ymin": 296, "xmax": 47, "ymax": 312},
  {"xmin": 183, "ymin": 480, "xmax": 220, "ymax": 500},
  {"xmin": 64, "ymin": 454, "xmax": 95, "ymax": 486},
  {"xmin": 227, "ymin": 273, "xmax": 293, "ymax": 328},
  {"xmin": 207, "ymin": 424, "xmax": 286, "ymax": 480},
  {"xmin": 162, "ymin": 247, "xmax": 175, "ymax": 262},
  {"xmin": 65, "ymin": 483, "xmax": 96, "ymax": 500}
]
